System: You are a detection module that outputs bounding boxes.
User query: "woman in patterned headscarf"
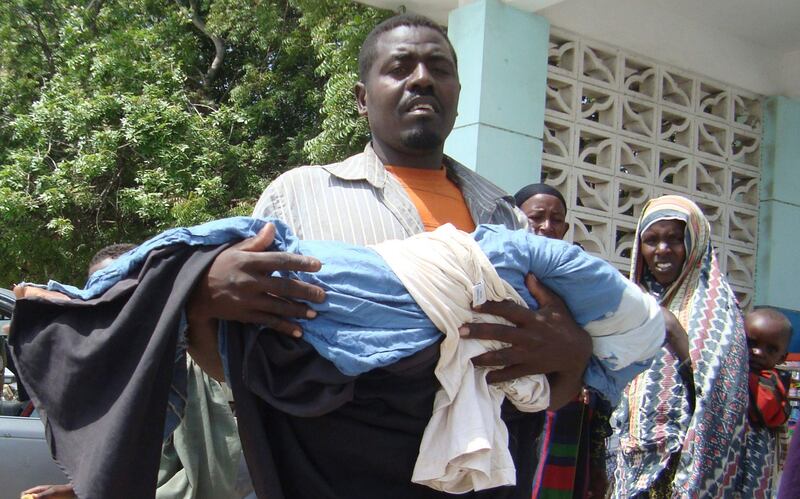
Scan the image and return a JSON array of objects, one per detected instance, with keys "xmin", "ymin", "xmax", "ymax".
[{"xmin": 611, "ymin": 195, "xmax": 761, "ymax": 498}]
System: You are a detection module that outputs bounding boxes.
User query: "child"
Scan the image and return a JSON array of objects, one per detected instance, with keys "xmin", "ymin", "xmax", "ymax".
[
  {"xmin": 745, "ymin": 307, "xmax": 792, "ymax": 429},
  {"xmin": 12, "ymin": 217, "xmax": 665, "ymax": 495},
  {"xmin": 742, "ymin": 307, "xmax": 793, "ymax": 494}
]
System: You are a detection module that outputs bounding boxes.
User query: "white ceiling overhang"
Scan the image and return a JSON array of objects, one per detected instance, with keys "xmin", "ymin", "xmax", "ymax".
[{"xmin": 355, "ymin": 0, "xmax": 800, "ymax": 97}]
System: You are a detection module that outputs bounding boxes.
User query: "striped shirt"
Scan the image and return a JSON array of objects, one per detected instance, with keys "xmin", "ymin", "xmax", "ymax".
[
  {"xmin": 246, "ymin": 144, "xmax": 536, "ymax": 498},
  {"xmin": 252, "ymin": 143, "xmax": 527, "ymax": 243}
]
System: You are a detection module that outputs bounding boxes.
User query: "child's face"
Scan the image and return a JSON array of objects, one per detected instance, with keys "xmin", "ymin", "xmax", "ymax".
[{"xmin": 745, "ymin": 313, "xmax": 790, "ymax": 371}]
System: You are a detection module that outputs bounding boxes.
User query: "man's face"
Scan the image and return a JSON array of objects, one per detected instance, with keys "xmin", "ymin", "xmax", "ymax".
[
  {"xmin": 639, "ymin": 219, "xmax": 686, "ymax": 286},
  {"xmin": 520, "ymin": 194, "xmax": 569, "ymax": 240},
  {"xmin": 746, "ymin": 312, "xmax": 790, "ymax": 372},
  {"xmin": 356, "ymin": 25, "xmax": 460, "ymax": 158}
]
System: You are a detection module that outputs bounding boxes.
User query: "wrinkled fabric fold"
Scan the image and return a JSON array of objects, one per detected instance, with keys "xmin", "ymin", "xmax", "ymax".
[
  {"xmin": 156, "ymin": 359, "xmax": 243, "ymax": 499},
  {"xmin": 373, "ymin": 224, "xmax": 663, "ymax": 493},
  {"xmin": 375, "ymin": 226, "xmax": 547, "ymax": 492},
  {"xmin": 9, "ymin": 246, "xmax": 224, "ymax": 499},
  {"xmin": 10, "ymin": 217, "xmax": 663, "ymax": 498}
]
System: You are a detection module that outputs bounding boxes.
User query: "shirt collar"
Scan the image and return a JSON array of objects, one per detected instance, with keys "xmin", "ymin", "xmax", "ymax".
[
  {"xmin": 321, "ymin": 143, "xmax": 390, "ymax": 189},
  {"xmin": 443, "ymin": 157, "xmax": 515, "ymax": 223},
  {"xmin": 321, "ymin": 142, "xmax": 513, "ymax": 222}
]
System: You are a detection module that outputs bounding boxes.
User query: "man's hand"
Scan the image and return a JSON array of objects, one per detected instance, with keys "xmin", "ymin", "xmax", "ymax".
[
  {"xmin": 188, "ymin": 222, "xmax": 326, "ymax": 335},
  {"xmin": 20, "ymin": 484, "xmax": 76, "ymax": 499},
  {"xmin": 461, "ymin": 273, "xmax": 592, "ymax": 409},
  {"xmin": 13, "ymin": 286, "xmax": 69, "ymax": 301},
  {"xmin": 186, "ymin": 223, "xmax": 326, "ymax": 380}
]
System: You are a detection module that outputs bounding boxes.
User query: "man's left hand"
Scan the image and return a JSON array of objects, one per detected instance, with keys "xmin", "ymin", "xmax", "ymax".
[{"xmin": 462, "ymin": 273, "xmax": 592, "ymax": 386}]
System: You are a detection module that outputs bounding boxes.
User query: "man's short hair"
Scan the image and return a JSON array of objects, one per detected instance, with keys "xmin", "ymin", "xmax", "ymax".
[
  {"xmin": 89, "ymin": 243, "xmax": 136, "ymax": 271},
  {"xmin": 358, "ymin": 13, "xmax": 458, "ymax": 82}
]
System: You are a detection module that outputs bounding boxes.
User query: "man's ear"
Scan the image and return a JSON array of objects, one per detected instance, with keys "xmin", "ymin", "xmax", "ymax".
[{"xmin": 355, "ymin": 82, "xmax": 368, "ymax": 117}]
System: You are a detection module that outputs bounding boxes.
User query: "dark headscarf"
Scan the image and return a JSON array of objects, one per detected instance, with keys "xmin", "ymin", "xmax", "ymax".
[{"xmin": 513, "ymin": 184, "xmax": 567, "ymax": 212}]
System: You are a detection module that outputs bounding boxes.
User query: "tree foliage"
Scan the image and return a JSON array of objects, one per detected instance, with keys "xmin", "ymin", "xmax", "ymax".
[
  {"xmin": 293, "ymin": 0, "xmax": 389, "ymax": 164},
  {"xmin": 0, "ymin": 0, "xmax": 391, "ymax": 285}
]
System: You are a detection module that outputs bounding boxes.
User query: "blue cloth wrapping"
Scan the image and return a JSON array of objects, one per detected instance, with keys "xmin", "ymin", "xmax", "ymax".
[{"xmin": 46, "ymin": 217, "xmax": 638, "ymax": 404}]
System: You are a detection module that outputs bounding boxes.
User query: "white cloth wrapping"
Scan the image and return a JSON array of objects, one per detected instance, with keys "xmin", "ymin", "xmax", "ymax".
[
  {"xmin": 584, "ymin": 278, "xmax": 664, "ymax": 371},
  {"xmin": 374, "ymin": 225, "xmax": 549, "ymax": 493},
  {"xmin": 373, "ymin": 224, "xmax": 664, "ymax": 493}
]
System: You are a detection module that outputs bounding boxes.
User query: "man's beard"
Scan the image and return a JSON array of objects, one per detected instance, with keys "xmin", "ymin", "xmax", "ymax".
[{"xmin": 400, "ymin": 125, "xmax": 443, "ymax": 151}]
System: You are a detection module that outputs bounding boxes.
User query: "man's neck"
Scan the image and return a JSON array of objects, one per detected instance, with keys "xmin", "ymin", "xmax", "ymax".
[{"xmin": 371, "ymin": 140, "xmax": 444, "ymax": 169}]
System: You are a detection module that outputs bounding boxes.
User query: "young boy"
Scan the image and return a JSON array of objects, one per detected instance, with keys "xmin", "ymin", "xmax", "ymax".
[
  {"xmin": 742, "ymin": 307, "xmax": 793, "ymax": 494},
  {"xmin": 13, "ymin": 217, "xmax": 665, "ymax": 496},
  {"xmin": 746, "ymin": 307, "xmax": 793, "ymax": 429}
]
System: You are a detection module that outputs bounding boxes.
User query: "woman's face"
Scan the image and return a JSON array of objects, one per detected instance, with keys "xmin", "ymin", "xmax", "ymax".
[
  {"xmin": 640, "ymin": 219, "xmax": 687, "ymax": 286},
  {"xmin": 520, "ymin": 193, "xmax": 569, "ymax": 240}
]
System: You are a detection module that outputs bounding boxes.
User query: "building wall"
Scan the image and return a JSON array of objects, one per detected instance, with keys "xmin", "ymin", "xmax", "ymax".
[
  {"xmin": 446, "ymin": 1, "xmax": 764, "ymax": 305},
  {"xmin": 446, "ymin": 1, "xmax": 800, "ymax": 336},
  {"xmin": 443, "ymin": 0, "xmax": 799, "ymax": 348},
  {"xmin": 538, "ymin": 0, "xmax": 797, "ymax": 98},
  {"xmin": 539, "ymin": 27, "xmax": 763, "ymax": 308},
  {"xmin": 758, "ymin": 96, "xmax": 800, "ymax": 351},
  {"xmin": 445, "ymin": 0, "xmax": 548, "ymax": 195}
]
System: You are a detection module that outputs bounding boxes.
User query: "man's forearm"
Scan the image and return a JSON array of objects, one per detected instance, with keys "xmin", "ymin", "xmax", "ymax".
[
  {"xmin": 546, "ymin": 367, "xmax": 585, "ymax": 410},
  {"xmin": 547, "ymin": 322, "xmax": 591, "ymax": 410},
  {"xmin": 186, "ymin": 315, "xmax": 225, "ymax": 382}
]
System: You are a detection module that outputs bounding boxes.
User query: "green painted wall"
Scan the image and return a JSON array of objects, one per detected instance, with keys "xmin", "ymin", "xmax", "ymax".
[
  {"xmin": 756, "ymin": 96, "xmax": 800, "ymax": 349},
  {"xmin": 444, "ymin": 0, "xmax": 549, "ymax": 195},
  {"xmin": 442, "ymin": 3, "xmax": 800, "ymax": 350}
]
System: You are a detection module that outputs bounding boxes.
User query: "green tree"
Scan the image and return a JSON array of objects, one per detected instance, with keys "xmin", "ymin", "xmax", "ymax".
[
  {"xmin": 292, "ymin": 0, "xmax": 390, "ymax": 164},
  {"xmin": 0, "ymin": 0, "xmax": 390, "ymax": 286}
]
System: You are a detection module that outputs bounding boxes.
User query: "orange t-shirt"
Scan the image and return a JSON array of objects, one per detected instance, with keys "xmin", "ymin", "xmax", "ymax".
[{"xmin": 386, "ymin": 165, "xmax": 476, "ymax": 233}]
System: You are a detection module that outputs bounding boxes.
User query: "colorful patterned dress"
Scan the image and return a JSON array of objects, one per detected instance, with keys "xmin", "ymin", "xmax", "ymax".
[{"xmin": 611, "ymin": 195, "xmax": 769, "ymax": 498}]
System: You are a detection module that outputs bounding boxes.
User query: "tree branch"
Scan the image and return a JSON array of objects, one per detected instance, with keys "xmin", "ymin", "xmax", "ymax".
[
  {"xmin": 17, "ymin": 7, "xmax": 56, "ymax": 75},
  {"xmin": 86, "ymin": 0, "xmax": 106, "ymax": 33},
  {"xmin": 174, "ymin": 0, "xmax": 225, "ymax": 91}
]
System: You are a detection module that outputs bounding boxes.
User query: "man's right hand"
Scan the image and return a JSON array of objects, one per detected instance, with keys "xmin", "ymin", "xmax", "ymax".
[{"xmin": 186, "ymin": 222, "xmax": 326, "ymax": 380}]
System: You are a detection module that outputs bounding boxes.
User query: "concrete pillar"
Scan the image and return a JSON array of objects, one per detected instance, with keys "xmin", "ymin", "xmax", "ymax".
[
  {"xmin": 444, "ymin": 0, "xmax": 549, "ymax": 195},
  {"xmin": 756, "ymin": 96, "xmax": 800, "ymax": 351}
]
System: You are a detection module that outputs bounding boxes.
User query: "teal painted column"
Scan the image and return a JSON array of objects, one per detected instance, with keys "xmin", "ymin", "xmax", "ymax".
[
  {"xmin": 756, "ymin": 96, "xmax": 800, "ymax": 352},
  {"xmin": 444, "ymin": 0, "xmax": 549, "ymax": 195}
]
